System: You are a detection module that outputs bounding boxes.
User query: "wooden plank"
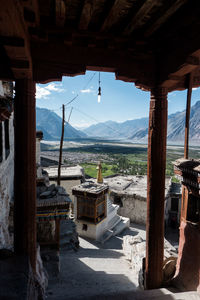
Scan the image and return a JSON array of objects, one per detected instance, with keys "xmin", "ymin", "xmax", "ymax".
[
  {"xmin": 32, "ymin": 42, "xmax": 153, "ymax": 84},
  {"xmin": 101, "ymin": 0, "xmax": 134, "ymax": 32},
  {"xmin": 124, "ymin": 0, "xmax": 158, "ymax": 35},
  {"xmin": 79, "ymin": 0, "xmax": 93, "ymax": 30},
  {"xmin": 0, "ymin": 0, "xmax": 32, "ymax": 78},
  {"xmin": 55, "ymin": 0, "xmax": 66, "ymax": 27},
  {"xmin": 184, "ymin": 72, "xmax": 193, "ymax": 159},
  {"xmin": 145, "ymin": 0, "xmax": 188, "ymax": 37}
]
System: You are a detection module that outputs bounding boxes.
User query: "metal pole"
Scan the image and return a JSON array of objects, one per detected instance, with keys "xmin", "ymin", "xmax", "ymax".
[
  {"xmin": 57, "ymin": 104, "xmax": 65, "ymax": 185},
  {"xmin": 184, "ymin": 72, "xmax": 193, "ymax": 159}
]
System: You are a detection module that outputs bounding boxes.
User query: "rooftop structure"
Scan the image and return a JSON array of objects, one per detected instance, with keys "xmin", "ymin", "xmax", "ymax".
[
  {"xmin": 104, "ymin": 175, "xmax": 171, "ymax": 198},
  {"xmin": 43, "ymin": 165, "xmax": 84, "ymax": 180},
  {"xmin": 72, "ymin": 180, "xmax": 129, "ymax": 242}
]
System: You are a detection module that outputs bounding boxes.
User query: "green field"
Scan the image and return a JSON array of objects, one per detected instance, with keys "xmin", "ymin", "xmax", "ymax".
[
  {"xmin": 42, "ymin": 139, "xmax": 200, "ymax": 180},
  {"xmin": 81, "ymin": 163, "xmax": 115, "ymax": 178}
]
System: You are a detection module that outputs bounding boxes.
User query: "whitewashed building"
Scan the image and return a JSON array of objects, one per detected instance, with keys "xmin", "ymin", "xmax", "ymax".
[{"xmin": 0, "ymin": 81, "xmax": 14, "ymax": 249}]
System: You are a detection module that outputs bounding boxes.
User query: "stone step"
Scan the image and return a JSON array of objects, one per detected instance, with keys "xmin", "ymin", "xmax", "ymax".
[
  {"xmin": 99, "ymin": 229, "xmax": 113, "ymax": 244},
  {"xmin": 112, "ymin": 217, "xmax": 130, "ymax": 236},
  {"xmin": 100, "ymin": 216, "xmax": 129, "ymax": 244},
  {"xmin": 107, "ymin": 214, "xmax": 121, "ymax": 231}
]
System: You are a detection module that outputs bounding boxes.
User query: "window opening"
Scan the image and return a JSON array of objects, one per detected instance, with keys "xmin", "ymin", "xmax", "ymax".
[{"xmin": 114, "ymin": 196, "xmax": 123, "ymax": 207}]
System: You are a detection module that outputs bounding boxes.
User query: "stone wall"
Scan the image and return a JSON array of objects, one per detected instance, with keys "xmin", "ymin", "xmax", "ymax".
[
  {"xmin": 36, "ymin": 138, "xmax": 41, "ymax": 166},
  {"xmin": 110, "ymin": 191, "xmax": 147, "ymax": 225},
  {"xmin": 0, "ymin": 82, "xmax": 14, "ymax": 249}
]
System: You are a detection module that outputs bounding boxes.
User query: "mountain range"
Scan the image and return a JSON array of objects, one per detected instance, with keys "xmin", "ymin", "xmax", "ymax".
[
  {"xmin": 36, "ymin": 107, "xmax": 86, "ymax": 140},
  {"xmin": 83, "ymin": 101, "xmax": 200, "ymax": 144},
  {"xmin": 36, "ymin": 101, "xmax": 200, "ymax": 144}
]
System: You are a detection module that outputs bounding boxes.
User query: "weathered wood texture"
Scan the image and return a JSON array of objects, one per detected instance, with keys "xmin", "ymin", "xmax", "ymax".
[
  {"xmin": 174, "ymin": 220, "xmax": 200, "ymax": 292},
  {"xmin": 145, "ymin": 87, "xmax": 168, "ymax": 289},
  {"xmin": 1, "ymin": 0, "xmax": 200, "ymax": 90},
  {"xmin": 14, "ymin": 79, "xmax": 36, "ymax": 272}
]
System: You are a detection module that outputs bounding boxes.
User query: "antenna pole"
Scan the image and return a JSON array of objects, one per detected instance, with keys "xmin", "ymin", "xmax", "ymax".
[{"xmin": 57, "ymin": 104, "xmax": 65, "ymax": 185}]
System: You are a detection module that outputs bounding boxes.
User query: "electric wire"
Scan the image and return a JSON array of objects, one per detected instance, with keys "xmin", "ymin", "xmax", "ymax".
[
  {"xmin": 72, "ymin": 106, "xmax": 122, "ymax": 135},
  {"xmin": 63, "ymin": 72, "xmax": 97, "ymax": 107}
]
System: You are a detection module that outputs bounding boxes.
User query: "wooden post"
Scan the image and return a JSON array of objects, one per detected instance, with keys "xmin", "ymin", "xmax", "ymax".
[
  {"xmin": 57, "ymin": 104, "xmax": 65, "ymax": 185},
  {"xmin": 145, "ymin": 87, "xmax": 168, "ymax": 289},
  {"xmin": 184, "ymin": 72, "xmax": 193, "ymax": 159},
  {"xmin": 14, "ymin": 79, "xmax": 36, "ymax": 272}
]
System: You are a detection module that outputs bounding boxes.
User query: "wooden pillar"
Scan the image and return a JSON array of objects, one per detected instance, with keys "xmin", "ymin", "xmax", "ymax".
[
  {"xmin": 145, "ymin": 87, "xmax": 168, "ymax": 289},
  {"xmin": 184, "ymin": 72, "xmax": 193, "ymax": 159},
  {"xmin": 14, "ymin": 79, "xmax": 36, "ymax": 272}
]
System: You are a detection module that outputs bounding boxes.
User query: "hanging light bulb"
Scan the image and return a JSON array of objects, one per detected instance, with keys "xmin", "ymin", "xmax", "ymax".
[
  {"xmin": 97, "ymin": 72, "xmax": 101, "ymax": 103},
  {"xmin": 98, "ymin": 86, "xmax": 101, "ymax": 103}
]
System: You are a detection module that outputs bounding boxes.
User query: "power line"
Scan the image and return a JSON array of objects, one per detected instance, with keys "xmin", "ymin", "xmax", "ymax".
[
  {"xmin": 72, "ymin": 106, "xmax": 122, "ymax": 135},
  {"xmin": 63, "ymin": 72, "xmax": 97, "ymax": 107}
]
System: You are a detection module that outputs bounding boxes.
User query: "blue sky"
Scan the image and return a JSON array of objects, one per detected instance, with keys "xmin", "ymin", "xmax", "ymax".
[{"xmin": 36, "ymin": 71, "xmax": 200, "ymax": 129}]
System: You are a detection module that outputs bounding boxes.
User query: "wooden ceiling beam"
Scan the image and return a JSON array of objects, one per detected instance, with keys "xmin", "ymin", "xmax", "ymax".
[
  {"xmin": 145, "ymin": 0, "xmax": 188, "ymax": 37},
  {"xmin": 79, "ymin": 0, "xmax": 94, "ymax": 30},
  {"xmin": 124, "ymin": 0, "xmax": 160, "ymax": 35},
  {"xmin": 0, "ymin": 0, "xmax": 32, "ymax": 79},
  {"xmin": 55, "ymin": 0, "xmax": 66, "ymax": 27},
  {"xmin": 31, "ymin": 42, "xmax": 154, "ymax": 84},
  {"xmin": 100, "ymin": 0, "xmax": 134, "ymax": 32}
]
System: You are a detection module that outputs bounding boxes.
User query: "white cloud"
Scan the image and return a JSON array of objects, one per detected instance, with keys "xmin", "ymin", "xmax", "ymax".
[
  {"xmin": 80, "ymin": 88, "xmax": 92, "ymax": 93},
  {"xmin": 36, "ymin": 83, "xmax": 64, "ymax": 99},
  {"xmin": 36, "ymin": 86, "xmax": 51, "ymax": 99}
]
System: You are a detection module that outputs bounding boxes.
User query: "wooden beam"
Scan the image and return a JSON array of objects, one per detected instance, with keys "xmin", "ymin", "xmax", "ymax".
[
  {"xmin": 14, "ymin": 79, "xmax": 36, "ymax": 272},
  {"xmin": 0, "ymin": 0, "xmax": 32, "ymax": 78},
  {"xmin": 145, "ymin": 0, "xmax": 188, "ymax": 37},
  {"xmin": 79, "ymin": 0, "xmax": 94, "ymax": 30},
  {"xmin": 55, "ymin": 0, "xmax": 66, "ymax": 27},
  {"xmin": 124, "ymin": 0, "xmax": 158, "ymax": 35},
  {"xmin": 31, "ymin": 42, "xmax": 154, "ymax": 84},
  {"xmin": 145, "ymin": 87, "xmax": 168, "ymax": 289},
  {"xmin": 101, "ymin": 0, "xmax": 134, "ymax": 32},
  {"xmin": 184, "ymin": 72, "xmax": 193, "ymax": 159},
  {"xmin": 186, "ymin": 56, "xmax": 200, "ymax": 66}
]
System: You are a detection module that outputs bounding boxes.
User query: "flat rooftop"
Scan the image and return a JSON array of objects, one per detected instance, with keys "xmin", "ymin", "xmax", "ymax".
[
  {"xmin": 103, "ymin": 175, "xmax": 171, "ymax": 200},
  {"xmin": 43, "ymin": 165, "xmax": 84, "ymax": 180}
]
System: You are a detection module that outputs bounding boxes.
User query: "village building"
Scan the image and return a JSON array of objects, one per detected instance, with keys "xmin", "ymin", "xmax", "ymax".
[
  {"xmin": 72, "ymin": 163, "xmax": 130, "ymax": 242},
  {"xmin": 104, "ymin": 175, "xmax": 181, "ymax": 227},
  {"xmin": 0, "ymin": 81, "xmax": 14, "ymax": 249},
  {"xmin": 43, "ymin": 165, "xmax": 85, "ymax": 200},
  {"xmin": 72, "ymin": 180, "xmax": 130, "ymax": 242}
]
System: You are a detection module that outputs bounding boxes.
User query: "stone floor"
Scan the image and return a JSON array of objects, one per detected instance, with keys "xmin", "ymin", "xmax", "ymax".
[{"xmin": 46, "ymin": 223, "xmax": 147, "ymax": 300}]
